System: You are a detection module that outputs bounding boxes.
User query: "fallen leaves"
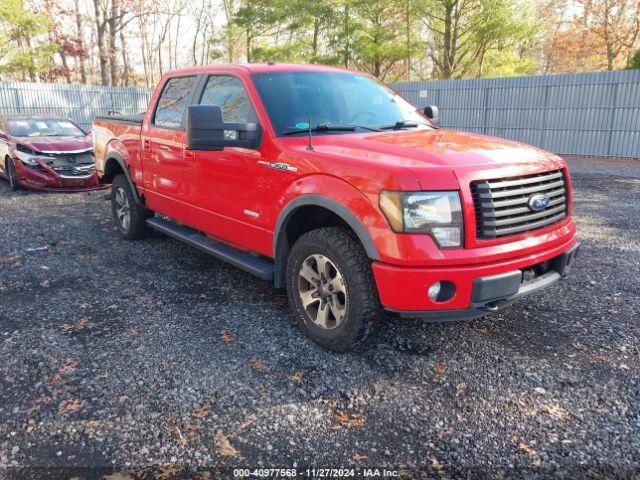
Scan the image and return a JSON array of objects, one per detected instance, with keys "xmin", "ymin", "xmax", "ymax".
[
  {"xmin": 429, "ymin": 455, "xmax": 447, "ymax": 476},
  {"xmin": 58, "ymin": 358, "xmax": 79, "ymax": 374},
  {"xmin": 434, "ymin": 363, "xmax": 446, "ymax": 374},
  {"xmin": 250, "ymin": 358, "xmax": 266, "ymax": 373},
  {"xmin": 101, "ymin": 473, "xmax": 136, "ymax": 480},
  {"xmin": 351, "ymin": 454, "xmax": 368, "ymax": 461},
  {"xmin": 477, "ymin": 327, "xmax": 489, "ymax": 334},
  {"xmin": 176, "ymin": 427, "xmax": 188, "ymax": 446},
  {"xmin": 192, "ymin": 403, "xmax": 210, "ymax": 420},
  {"xmin": 544, "ymin": 404, "xmax": 568, "ymax": 420},
  {"xmin": 334, "ymin": 411, "xmax": 366, "ymax": 429},
  {"xmin": 60, "ymin": 318, "xmax": 97, "ymax": 333},
  {"xmin": 154, "ymin": 467, "xmax": 182, "ymax": 480},
  {"xmin": 58, "ymin": 398, "xmax": 84, "ymax": 415},
  {"xmin": 214, "ymin": 431, "xmax": 240, "ymax": 457},
  {"xmin": 518, "ymin": 442, "xmax": 537, "ymax": 456},
  {"xmin": 220, "ymin": 331, "xmax": 234, "ymax": 343},
  {"xmin": 122, "ymin": 328, "xmax": 139, "ymax": 337}
]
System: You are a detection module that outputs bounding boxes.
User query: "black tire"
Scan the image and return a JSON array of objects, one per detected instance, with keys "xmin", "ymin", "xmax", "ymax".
[
  {"xmin": 5, "ymin": 158, "xmax": 21, "ymax": 191},
  {"xmin": 111, "ymin": 174, "xmax": 152, "ymax": 240},
  {"xmin": 286, "ymin": 227, "xmax": 383, "ymax": 351}
]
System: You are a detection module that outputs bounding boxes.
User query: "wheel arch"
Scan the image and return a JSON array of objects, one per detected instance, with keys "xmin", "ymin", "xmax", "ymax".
[
  {"xmin": 273, "ymin": 195, "xmax": 380, "ymax": 288},
  {"xmin": 102, "ymin": 151, "xmax": 143, "ymax": 204}
]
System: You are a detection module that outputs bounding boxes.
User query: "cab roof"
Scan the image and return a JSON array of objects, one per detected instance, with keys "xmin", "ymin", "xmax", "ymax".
[{"xmin": 166, "ymin": 63, "xmax": 356, "ymax": 76}]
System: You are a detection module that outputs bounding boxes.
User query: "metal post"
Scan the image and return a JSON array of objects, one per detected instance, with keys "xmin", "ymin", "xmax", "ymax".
[{"xmin": 606, "ymin": 79, "xmax": 620, "ymax": 158}]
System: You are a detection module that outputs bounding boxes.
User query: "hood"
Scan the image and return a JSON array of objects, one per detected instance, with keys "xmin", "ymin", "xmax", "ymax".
[
  {"xmin": 311, "ymin": 129, "xmax": 561, "ymax": 168},
  {"xmin": 306, "ymin": 129, "xmax": 565, "ymax": 189},
  {"xmin": 13, "ymin": 134, "xmax": 93, "ymax": 154}
]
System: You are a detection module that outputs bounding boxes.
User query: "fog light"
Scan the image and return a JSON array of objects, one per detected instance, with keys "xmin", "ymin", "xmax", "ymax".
[
  {"xmin": 428, "ymin": 282, "xmax": 442, "ymax": 301},
  {"xmin": 428, "ymin": 280, "xmax": 456, "ymax": 302}
]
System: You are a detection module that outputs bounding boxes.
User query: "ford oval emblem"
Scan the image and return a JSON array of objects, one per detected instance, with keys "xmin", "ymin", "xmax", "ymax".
[{"xmin": 528, "ymin": 193, "xmax": 550, "ymax": 212}]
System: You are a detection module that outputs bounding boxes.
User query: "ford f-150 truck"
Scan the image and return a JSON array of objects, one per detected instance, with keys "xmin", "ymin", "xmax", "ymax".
[{"xmin": 93, "ymin": 63, "xmax": 580, "ymax": 351}]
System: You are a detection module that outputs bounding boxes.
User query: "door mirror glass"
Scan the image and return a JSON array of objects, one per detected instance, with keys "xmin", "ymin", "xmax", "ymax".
[
  {"xmin": 423, "ymin": 105, "xmax": 439, "ymax": 125},
  {"xmin": 186, "ymin": 105, "xmax": 261, "ymax": 151}
]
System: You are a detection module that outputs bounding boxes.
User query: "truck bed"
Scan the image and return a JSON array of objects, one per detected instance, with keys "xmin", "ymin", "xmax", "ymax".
[
  {"xmin": 92, "ymin": 115, "xmax": 144, "ymax": 181},
  {"xmin": 93, "ymin": 113, "xmax": 144, "ymax": 126}
]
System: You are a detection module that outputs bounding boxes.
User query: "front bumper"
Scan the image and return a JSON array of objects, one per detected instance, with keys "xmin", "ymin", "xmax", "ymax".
[
  {"xmin": 373, "ymin": 239, "xmax": 580, "ymax": 321},
  {"xmin": 12, "ymin": 156, "xmax": 106, "ymax": 192}
]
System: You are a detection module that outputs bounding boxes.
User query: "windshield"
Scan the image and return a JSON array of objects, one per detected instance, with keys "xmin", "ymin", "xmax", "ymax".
[
  {"xmin": 251, "ymin": 71, "xmax": 432, "ymax": 136},
  {"xmin": 7, "ymin": 118, "xmax": 86, "ymax": 137}
]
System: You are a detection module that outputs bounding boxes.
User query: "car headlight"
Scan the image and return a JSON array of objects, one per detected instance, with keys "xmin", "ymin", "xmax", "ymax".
[
  {"xmin": 379, "ymin": 191, "xmax": 464, "ymax": 248},
  {"xmin": 14, "ymin": 150, "xmax": 48, "ymax": 166}
]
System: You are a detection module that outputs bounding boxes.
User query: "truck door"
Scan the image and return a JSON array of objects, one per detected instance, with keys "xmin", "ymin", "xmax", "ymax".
[
  {"xmin": 183, "ymin": 74, "xmax": 272, "ymax": 256},
  {"xmin": 141, "ymin": 75, "xmax": 198, "ymax": 219}
]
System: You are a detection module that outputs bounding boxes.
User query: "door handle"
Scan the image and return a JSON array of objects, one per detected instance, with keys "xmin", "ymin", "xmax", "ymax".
[{"xmin": 143, "ymin": 139, "xmax": 151, "ymax": 151}]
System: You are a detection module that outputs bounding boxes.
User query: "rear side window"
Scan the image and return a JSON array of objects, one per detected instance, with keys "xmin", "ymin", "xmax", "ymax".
[
  {"xmin": 199, "ymin": 76, "xmax": 255, "ymax": 123},
  {"xmin": 154, "ymin": 76, "xmax": 197, "ymax": 128}
]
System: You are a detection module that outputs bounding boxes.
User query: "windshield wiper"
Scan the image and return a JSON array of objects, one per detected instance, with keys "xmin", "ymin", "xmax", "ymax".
[
  {"xmin": 283, "ymin": 123, "xmax": 382, "ymax": 135},
  {"xmin": 377, "ymin": 120, "xmax": 421, "ymax": 130}
]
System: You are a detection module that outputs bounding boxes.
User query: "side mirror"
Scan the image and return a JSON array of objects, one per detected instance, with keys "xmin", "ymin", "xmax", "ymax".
[
  {"xmin": 423, "ymin": 105, "xmax": 439, "ymax": 125},
  {"xmin": 186, "ymin": 105, "xmax": 261, "ymax": 151},
  {"xmin": 0, "ymin": 132, "xmax": 6, "ymax": 140}
]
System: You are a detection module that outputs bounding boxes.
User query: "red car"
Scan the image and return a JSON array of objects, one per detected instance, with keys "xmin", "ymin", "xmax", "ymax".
[
  {"xmin": 93, "ymin": 64, "xmax": 580, "ymax": 351},
  {"xmin": 0, "ymin": 115, "xmax": 101, "ymax": 192}
]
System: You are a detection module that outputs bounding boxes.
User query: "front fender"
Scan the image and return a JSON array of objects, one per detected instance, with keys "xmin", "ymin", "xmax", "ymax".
[
  {"xmin": 275, "ymin": 194, "xmax": 381, "ymax": 261},
  {"xmin": 272, "ymin": 174, "xmax": 390, "ymax": 287}
]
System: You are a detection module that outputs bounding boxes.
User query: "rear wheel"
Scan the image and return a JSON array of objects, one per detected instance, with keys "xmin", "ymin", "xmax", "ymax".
[
  {"xmin": 286, "ymin": 227, "xmax": 383, "ymax": 351},
  {"xmin": 111, "ymin": 174, "xmax": 152, "ymax": 240},
  {"xmin": 5, "ymin": 158, "xmax": 21, "ymax": 191}
]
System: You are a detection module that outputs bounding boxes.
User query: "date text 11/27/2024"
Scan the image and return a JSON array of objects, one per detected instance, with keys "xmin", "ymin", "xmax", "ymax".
[{"xmin": 232, "ymin": 468, "xmax": 400, "ymax": 477}]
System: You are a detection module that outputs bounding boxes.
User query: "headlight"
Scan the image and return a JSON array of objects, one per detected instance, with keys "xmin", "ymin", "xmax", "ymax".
[
  {"xmin": 14, "ymin": 150, "xmax": 48, "ymax": 166},
  {"xmin": 379, "ymin": 191, "xmax": 464, "ymax": 248}
]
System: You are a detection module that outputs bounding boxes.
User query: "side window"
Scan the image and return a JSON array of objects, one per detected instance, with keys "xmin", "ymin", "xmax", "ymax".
[
  {"xmin": 199, "ymin": 75, "xmax": 255, "ymax": 123},
  {"xmin": 154, "ymin": 76, "xmax": 197, "ymax": 128}
]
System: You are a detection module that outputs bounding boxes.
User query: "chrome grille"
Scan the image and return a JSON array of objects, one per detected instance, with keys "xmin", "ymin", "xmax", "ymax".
[{"xmin": 471, "ymin": 170, "xmax": 568, "ymax": 239}]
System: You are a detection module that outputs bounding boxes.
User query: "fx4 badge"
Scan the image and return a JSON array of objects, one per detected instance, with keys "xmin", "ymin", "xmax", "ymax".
[{"xmin": 258, "ymin": 161, "xmax": 298, "ymax": 172}]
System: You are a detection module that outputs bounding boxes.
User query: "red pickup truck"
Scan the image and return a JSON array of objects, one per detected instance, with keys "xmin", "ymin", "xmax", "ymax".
[{"xmin": 93, "ymin": 63, "xmax": 579, "ymax": 351}]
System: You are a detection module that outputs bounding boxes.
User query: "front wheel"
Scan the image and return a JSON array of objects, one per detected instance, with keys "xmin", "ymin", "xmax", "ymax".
[
  {"xmin": 5, "ymin": 158, "xmax": 21, "ymax": 191},
  {"xmin": 285, "ymin": 227, "xmax": 383, "ymax": 351},
  {"xmin": 111, "ymin": 174, "xmax": 152, "ymax": 240}
]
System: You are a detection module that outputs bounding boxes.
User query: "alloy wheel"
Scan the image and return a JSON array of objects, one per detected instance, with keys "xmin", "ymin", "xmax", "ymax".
[
  {"xmin": 115, "ymin": 187, "xmax": 131, "ymax": 231},
  {"xmin": 297, "ymin": 254, "xmax": 347, "ymax": 329}
]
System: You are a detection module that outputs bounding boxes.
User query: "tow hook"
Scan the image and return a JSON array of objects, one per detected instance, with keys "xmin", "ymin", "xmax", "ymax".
[
  {"xmin": 480, "ymin": 304, "xmax": 500, "ymax": 313},
  {"xmin": 479, "ymin": 300, "xmax": 508, "ymax": 312}
]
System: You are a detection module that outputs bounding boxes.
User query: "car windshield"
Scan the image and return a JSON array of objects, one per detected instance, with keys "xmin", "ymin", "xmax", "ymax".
[
  {"xmin": 7, "ymin": 118, "xmax": 85, "ymax": 137},
  {"xmin": 251, "ymin": 71, "xmax": 432, "ymax": 136}
]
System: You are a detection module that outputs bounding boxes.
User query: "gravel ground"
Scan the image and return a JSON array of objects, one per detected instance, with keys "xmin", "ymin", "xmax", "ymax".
[{"xmin": 0, "ymin": 159, "xmax": 638, "ymax": 479}]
